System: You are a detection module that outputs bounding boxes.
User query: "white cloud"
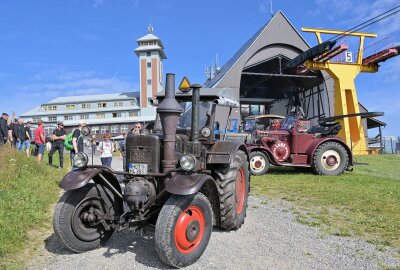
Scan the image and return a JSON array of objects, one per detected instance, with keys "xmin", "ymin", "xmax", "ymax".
[
  {"xmin": 93, "ymin": 0, "xmax": 105, "ymax": 7},
  {"xmin": 312, "ymin": 0, "xmax": 400, "ymax": 36},
  {"xmin": 21, "ymin": 70, "xmax": 138, "ymax": 100}
]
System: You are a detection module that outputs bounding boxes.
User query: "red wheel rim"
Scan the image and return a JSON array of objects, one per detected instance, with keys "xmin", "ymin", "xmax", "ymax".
[
  {"xmin": 235, "ymin": 168, "xmax": 246, "ymax": 214},
  {"xmin": 174, "ymin": 206, "xmax": 205, "ymax": 254}
]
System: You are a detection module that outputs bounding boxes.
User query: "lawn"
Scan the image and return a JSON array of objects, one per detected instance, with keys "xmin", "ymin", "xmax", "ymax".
[
  {"xmin": 0, "ymin": 146, "xmax": 69, "ymax": 269},
  {"xmin": 251, "ymin": 154, "xmax": 400, "ymax": 249}
]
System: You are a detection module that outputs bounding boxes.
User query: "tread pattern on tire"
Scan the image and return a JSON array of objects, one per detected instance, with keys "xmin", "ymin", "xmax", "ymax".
[
  {"xmin": 155, "ymin": 193, "xmax": 212, "ymax": 268},
  {"xmin": 53, "ymin": 184, "xmax": 121, "ymax": 253},
  {"xmin": 214, "ymin": 150, "xmax": 249, "ymax": 230},
  {"xmin": 312, "ymin": 141, "xmax": 349, "ymax": 176}
]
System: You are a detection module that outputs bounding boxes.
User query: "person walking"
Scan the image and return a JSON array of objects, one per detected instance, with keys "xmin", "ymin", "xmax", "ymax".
[
  {"xmin": 14, "ymin": 118, "xmax": 26, "ymax": 152},
  {"xmin": 23, "ymin": 121, "xmax": 32, "ymax": 157},
  {"xmin": 34, "ymin": 120, "xmax": 46, "ymax": 163},
  {"xmin": 97, "ymin": 133, "xmax": 114, "ymax": 167},
  {"xmin": 91, "ymin": 136, "xmax": 97, "ymax": 156},
  {"xmin": 0, "ymin": 112, "xmax": 9, "ymax": 145},
  {"xmin": 48, "ymin": 122, "xmax": 66, "ymax": 169},
  {"xmin": 71, "ymin": 121, "xmax": 87, "ymax": 170}
]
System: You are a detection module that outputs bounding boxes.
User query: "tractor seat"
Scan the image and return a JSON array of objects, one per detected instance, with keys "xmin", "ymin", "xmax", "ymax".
[{"xmin": 309, "ymin": 122, "xmax": 341, "ymax": 136}]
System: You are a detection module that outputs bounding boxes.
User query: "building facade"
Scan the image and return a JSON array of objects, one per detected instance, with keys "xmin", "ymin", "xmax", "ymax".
[{"xmin": 20, "ymin": 26, "xmax": 166, "ymax": 140}]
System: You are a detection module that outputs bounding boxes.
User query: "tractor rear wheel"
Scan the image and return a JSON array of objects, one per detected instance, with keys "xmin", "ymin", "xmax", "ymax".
[
  {"xmin": 312, "ymin": 141, "xmax": 349, "ymax": 175},
  {"xmin": 155, "ymin": 193, "xmax": 212, "ymax": 268},
  {"xmin": 249, "ymin": 151, "xmax": 270, "ymax": 175},
  {"xmin": 214, "ymin": 150, "xmax": 250, "ymax": 230}
]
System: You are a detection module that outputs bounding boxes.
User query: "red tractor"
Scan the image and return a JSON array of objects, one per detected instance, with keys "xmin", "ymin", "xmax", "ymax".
[{"xmin": 246, "ymin": 110, "xmax": 353, "ymax": 176}]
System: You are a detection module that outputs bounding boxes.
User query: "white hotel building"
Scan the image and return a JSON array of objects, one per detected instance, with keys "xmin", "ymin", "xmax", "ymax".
[{"xmin": 20, "ymin": 26, "xmax": 166, "ymax": 139}]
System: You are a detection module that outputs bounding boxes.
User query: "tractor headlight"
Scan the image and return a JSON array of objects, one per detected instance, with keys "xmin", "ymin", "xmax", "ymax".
[
  {"xmin": 73, "ymin": 152, "xmax": 88, "ymax": 169},
  {"xmin": 179, "ymin": 154, "xmax": 197, "ymax": 172}
]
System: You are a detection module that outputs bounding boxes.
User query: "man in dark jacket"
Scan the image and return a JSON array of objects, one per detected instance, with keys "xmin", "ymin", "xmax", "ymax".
[
  {"xmin": 14, "ymin": 118, "xmax": 26, "ymax": 151},
  {"xmin": 0, "ymin": 113, "xmax": 9, "ymax": 145},
  {"xmin": 49, "ymin": 122, "xmax": 66, "ymax": 169}
]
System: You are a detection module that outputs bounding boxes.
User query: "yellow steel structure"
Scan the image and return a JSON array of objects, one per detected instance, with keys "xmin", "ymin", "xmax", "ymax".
[{"xmin": 302, "ymin": 27, "xmax": 379, "ymax": 155}]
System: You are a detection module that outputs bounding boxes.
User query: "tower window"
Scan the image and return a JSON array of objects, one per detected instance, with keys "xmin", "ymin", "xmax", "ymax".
[
  {"xmin": 147, "ymin": 52, "xmax": 151, "ymax": 57},
  {"xmin": 147, "ymin": 79, "xmax": 152, "ymax": 85},
  {"xmin": 147, "ymin": 62, "xmax": 151, "ymax": 68}
]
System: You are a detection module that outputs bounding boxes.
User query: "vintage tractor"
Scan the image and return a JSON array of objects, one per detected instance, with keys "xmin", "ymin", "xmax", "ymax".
[
  {"xmin": 246, "ymin": 109, "xmax": 353, "ymax": 176},
  {"xmin": 53, "ymin": 73, "xmax": 250, "ymax": 268}
]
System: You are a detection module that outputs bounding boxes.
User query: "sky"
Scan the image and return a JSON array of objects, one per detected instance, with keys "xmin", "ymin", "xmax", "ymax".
[{"xmin": 0, "ymin": 0, "xmax": 399, "ymax": 135}]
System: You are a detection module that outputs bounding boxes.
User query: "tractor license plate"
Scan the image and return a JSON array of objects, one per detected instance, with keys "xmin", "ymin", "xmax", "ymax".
[{"xmin": 129, "ymin": 163, "xmax": 148, "ymax": 175}]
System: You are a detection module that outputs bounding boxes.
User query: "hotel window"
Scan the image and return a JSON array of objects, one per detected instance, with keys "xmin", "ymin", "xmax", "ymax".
[
  {"xmin": 66, "ymin": 104, "xmax": 76, "ymax": 110},
  {"xmin": 147, "ymin": 62, "xmax": 151, "ymax": 68},
  {"xmin": 64, "ymin": 115, "xmax": 73, "ymax": 121},
  {"xmin": 80, "ymin": 114, "xmax": 89, "ymax": 120},
  {"xmin": 91, "ymin": 126, "xmax": 99, "ymax": 134},
  {"xmin": 111, "ymin": 125, "xmax": 119, "ymax": 134},
  {"xmin": 129, "ymin": 111, "xmax": 138, "ymax": 117},
  {"xmin": 43, "ymin": 105, "xmax": 57, "ymax": 111},
  {"xmin": 98, "ymin": 102, "xmax": 107, "ymax": 108},
  {"xmin": 81, "ymin": 103, "xmax": 90, "ymax": 109},
  {"xmin": 130, "ymin": 100, "xmax": 137, "ymax": 106},
  {"xmin": 44, "ymin": 127, "xmax": 56, "ymax": 136},
  {"xmin": 101, "ymin": 126, "xmax": 109, "ymax": 134},
  {"xmin": 120, "ymin": 125, "xmax": 128, "ymax": 133},
  {"xmin": 48, "ymin": 116, "xmax": 57, "ymax": 122},
  {"xmin": 112, "ymin": 112, "xmax": 121, "ymax": 118},
  {"xmin": 96, "ymin": 113, "xmax": 105, "ymax": 119},
  {"xmin": 114, "ymin": 101, "xmax": 123, "ymax": 107},
  {"xmin": 32, "ymin": 117, "xmax": 41, "ymax": 123}
]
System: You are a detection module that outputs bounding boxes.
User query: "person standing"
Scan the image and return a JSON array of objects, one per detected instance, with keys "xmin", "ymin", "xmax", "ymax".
[
  {"xmin": 14, "ymin": 118, "xmax": 26, "ymax": 151},
  {"xmin": 118, "ymin": 133, "xmax": 127, "ymax": 170},
  {"xmin": 71, "ymin": 121, "xmax": 86, "ymax": 170},
  {"xmin": 91, "ymin": 136, "xmax": 97, "ymax": 156},
  {"xmin": 131, "ymin": 122, "xmax": 142, "ymax": 134},
  {"xmin": 34, "ymin": 120, "xmax": 46, "ymax": 163},
  {"xmin": 0, "ymin": 113, "xmax": 9, "ymax": 145},
  {"xmin": 48, "ymin": 122, "xmax": 66, "ymax": 169},
  {"xmin": 23, "ymin": 121, "xmax": 32, "ymax": 157},
  {"xmin": 8, "ymin": 118, "xmax": 17, "ymax": 147},
  {"xmin": 97, "ymin": 133, "xmax": 114, "ymax": 167}
]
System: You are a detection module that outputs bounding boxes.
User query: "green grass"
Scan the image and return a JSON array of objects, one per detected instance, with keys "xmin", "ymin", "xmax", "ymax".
[
  {"xmin": 251, "ymin": 154, "xmax": 400, "ymax": 248},
  {"xmin": 0, "ymin": 146, "xmax": 68, "ymax": 269}
]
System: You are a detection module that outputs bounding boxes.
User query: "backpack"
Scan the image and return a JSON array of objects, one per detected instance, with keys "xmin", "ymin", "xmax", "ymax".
[{"xmin": 64, "ymin": 132, "xmax": 74, "ymax": 151}]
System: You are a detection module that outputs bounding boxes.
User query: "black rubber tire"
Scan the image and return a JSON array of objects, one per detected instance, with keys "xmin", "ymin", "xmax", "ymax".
[
  {"xmin": 155, "ymin": 193, "xmax": 213, "ymax": 268},
  {"xmin": 311, "ymin": 141, "xmax": 349, "ymax": 176},
  {"xmin": 214, "ymin": 150, "xmax": 250, "ymax": 230},
  {"xmin": 53, "ymin": 183, "xmax": 122, "ymax": 253},
  {"xmin": 249, "ymin": 151, "xmax": 270, "ymax": 175}
]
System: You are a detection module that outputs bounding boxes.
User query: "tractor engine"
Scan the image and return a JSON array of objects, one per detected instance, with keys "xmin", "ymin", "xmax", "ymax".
[{"xmin": 124, "ymin": 177, "xmax": 156, "ymax": 210}]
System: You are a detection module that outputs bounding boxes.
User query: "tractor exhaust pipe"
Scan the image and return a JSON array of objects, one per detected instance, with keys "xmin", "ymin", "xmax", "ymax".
[{"xmin": 157, "ymin": 73, "xmax": 183, "ymax": 172}]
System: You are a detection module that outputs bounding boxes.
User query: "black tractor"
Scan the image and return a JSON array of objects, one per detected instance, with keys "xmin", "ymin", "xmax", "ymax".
[{"xmin": 53, "ymin": 73, "xmax": 250, "ymax": 268}]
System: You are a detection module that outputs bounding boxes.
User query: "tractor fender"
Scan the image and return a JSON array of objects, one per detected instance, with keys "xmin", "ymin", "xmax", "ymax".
[
  {"xmin": 207, "ymin": 140, "xmax": 248, "ymax": 164},
  {"xmin": 59, "ymin": 168, "xmax": 122, "ymax": 193},
  {"xmin": 306, "ymin": 138, "xmax": 353, "ymax": 165},
  {"xmin": 164, "ymin": 173, "xmax": 214, "ymax": 195},
  {"xmin": 246, "ymin": 145, "xmax": 278, "ymax": 165}
]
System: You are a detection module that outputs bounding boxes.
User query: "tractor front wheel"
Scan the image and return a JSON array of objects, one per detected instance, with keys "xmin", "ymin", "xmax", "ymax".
[
  {"xmin": 249, "ymin": 151, "xmax": 270, "ymax": 175},
  {"xmin": 155, "ymin": 193, "xmax": 213, "ymax": 268},
  {"xmin": 215, "ymin": 150, "xmax": 250, "ymax": 230},
  {"xmin": 312, "ymin": 141, "xmax": 349, "ymax": 175}
]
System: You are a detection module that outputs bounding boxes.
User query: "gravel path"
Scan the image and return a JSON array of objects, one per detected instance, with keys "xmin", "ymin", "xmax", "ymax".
[{"xmin": 39, "ymin": 196, "xmax": 400, "ymax": 270}]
